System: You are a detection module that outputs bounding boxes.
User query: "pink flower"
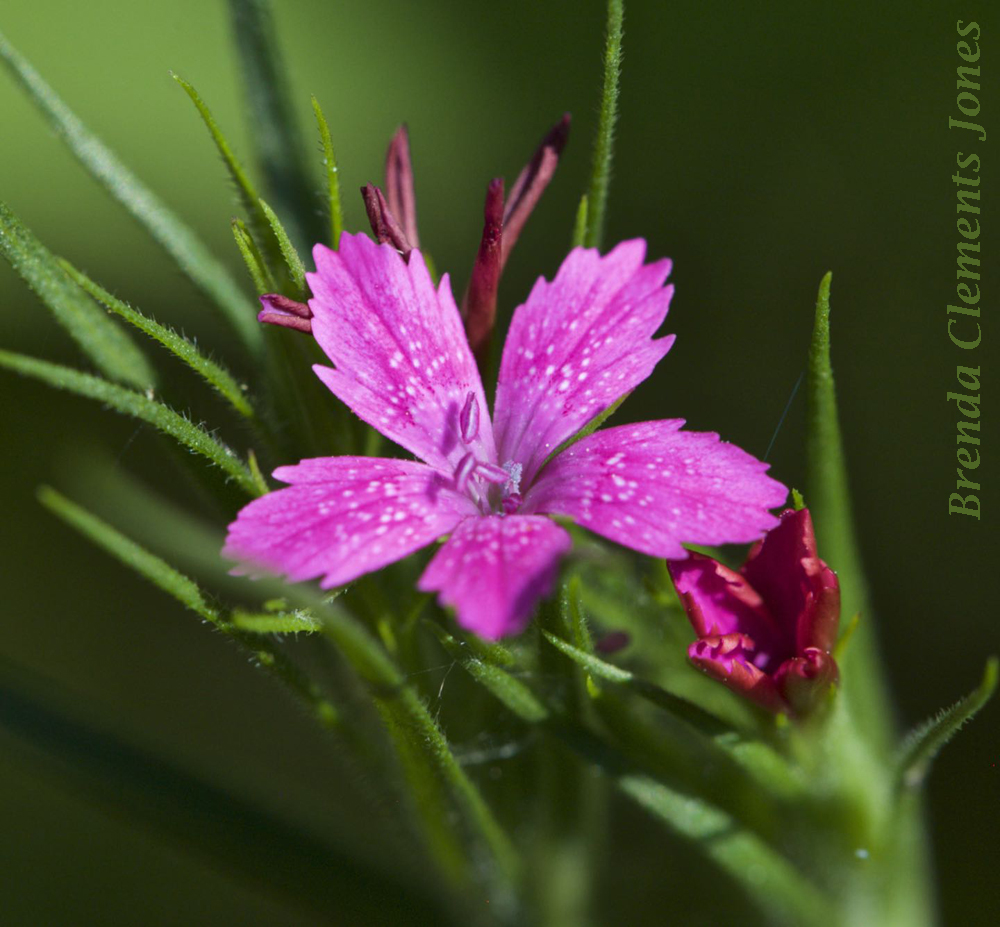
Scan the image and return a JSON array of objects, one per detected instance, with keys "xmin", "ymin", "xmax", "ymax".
[
  {"xmin": 224, "ymin": 232, "xmax": 787, "ymax": 638},
  {"xmin": 668, "ymin": 508, "xmax": 840, "ymax": 715}
]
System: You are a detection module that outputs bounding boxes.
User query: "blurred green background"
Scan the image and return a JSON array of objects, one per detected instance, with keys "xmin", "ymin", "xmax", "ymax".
[{"xmin": 0, "ymin": 0, "xmax": 996, "ymax": 923}]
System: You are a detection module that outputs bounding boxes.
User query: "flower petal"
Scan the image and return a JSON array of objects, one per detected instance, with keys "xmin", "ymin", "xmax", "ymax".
[
  {"xmin": 524, "ymin": 420, "xmax": 787, "ymax": 559},
  {"xmin": 223, "ymin": 457, "xmax": 478, "ymax": 588},
  {"xmin": 688, "ymin": 634, "xmax": 787, "ymax": 714},
  {"xmin": 417, "ymin": 515, "xmax": 571, "ymax": 639},
  {"xmin": 668, "ymin": 552, "xmax": 789, "ymax": 671},
  {"xmin": 307, "ymin": 233, "xmax": 495, "ymax": 472},
  {"xmin": 741, "ymin": 508, "xmax": 840, "ymax": 653},
  {"xmin": 493, "ymin": 239, "xmax": 674, "ymax": 484}
]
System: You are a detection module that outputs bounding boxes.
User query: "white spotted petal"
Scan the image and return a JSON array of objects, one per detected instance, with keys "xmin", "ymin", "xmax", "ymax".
[
  {"xmin": 493, "ymin": 240, "xmax": 674, "ymax": 485},
  {"xmin": 417, "ymin": 515, "xmax": 572, "ymax": 639},
  {"xmin": 524, "ymin": 421, "xmax": 788, "ymax": 559},
  {"xmin": 308, "ymin": 233, "xmax": 496, "ymax": 472},
  {"xmin": 223, "ymin": 457, "xmax": 478, "ymax": 588}
]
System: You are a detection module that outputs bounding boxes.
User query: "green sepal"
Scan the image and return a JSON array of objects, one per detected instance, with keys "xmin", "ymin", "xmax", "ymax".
[
  {"xmin": 0, "ymin": 200, "xmax": 153, "ymax": 389},
  {"xmin": 0, "ymin": 32, "xmax": 262, "ymax": 354},
  {"xmin": 0, "ymin": 350, "xmax": 260, "ymax": 496},
  {"xmin": 896, "ymin": 656, "xmax": 998, "ymax": 789}
]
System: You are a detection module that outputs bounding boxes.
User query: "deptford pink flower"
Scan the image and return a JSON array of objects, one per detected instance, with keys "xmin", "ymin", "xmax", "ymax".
[
  {"xmin": 225, "ymin": 232, "xmax": 787, "ymax": 639},
  {"xmin": 668, "ymin": 508, "xmax": 840, "ymax": 715}
]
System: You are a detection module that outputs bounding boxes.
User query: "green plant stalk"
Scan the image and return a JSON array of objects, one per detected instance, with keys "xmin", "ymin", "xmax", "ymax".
[
  {"xmin": 583, "ymin": 0, "xmax": 624, "ymax": 249},
  {"xmin": 532, "ymin": 594, "xmax": 603, "ymax": 927}
]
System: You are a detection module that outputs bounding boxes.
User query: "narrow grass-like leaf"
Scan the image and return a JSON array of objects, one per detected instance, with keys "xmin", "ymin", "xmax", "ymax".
[
  {"xmin": 897, "ymin": 657, "xmax": 998, "ymax": 789},
  {"xmin": 38, "ymin": 485, "xmax": 216, "ymax": 619},
  {"xmin": 541, "ymin": 630, "xmax": 734, "ymax": 735},
  {"xmin": 312, "ymin": 96, "xmax": 343, "ymax": 249},
  {"xmin": 426, "ymin": 622, "xmax": 549, "ymax": 723},
  {"xmin": 0, "ymin": 658, "xmax": 443, "ymax": 924},
  {"xmin": 37, "ymin": 486, "xmax": 339, "ymax": 732},
  {"xmin": 617, "ymin": 774, "xmax": 829, "ymax": 927},
  {"xmin": 227, "ymin": 0, "xmax": 320, "ymax": 250},
  {"xmin": 805, "ymin": 273, "xmax": 891, "ymax": 751},
  {"xmin": 0, "ymin": 32, "xmax": 261, "ymax": 354},
  {"xmin": 60, "ymin": 260, "xmax": 254, "ymax": 419},
  {"xmin": 232, "ymin": 610, "xmax": 322, "ymax": 634},
  {"xmin": 0, "ymin": 351, "xmax": 259, "ymax": 495},
  {"xmin": 232, "ymin": 218, "xmax": 277, "ymax": 295},
  {"xmin": 583, "ymin": 0, "xmax": 624, "ymax": 249},
  {"xmin": 0, "ymin": 200, "xmax": 153, "ymax": 388},
  {"xmin": 260, "ymin": 199, "xmax": 307, "ymax": 295},
  {"xmin": 171, "ymin": 74, "xmax": 273, "ymax": 246},
  {"xmin": 64, "ymin": 466, "xmax": 518, "ymax": 895}
]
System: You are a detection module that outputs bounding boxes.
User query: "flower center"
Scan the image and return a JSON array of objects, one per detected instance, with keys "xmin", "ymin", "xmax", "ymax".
[{"xmin": 452, "ymin": 453, "xmax": 523, "ymax": 515}]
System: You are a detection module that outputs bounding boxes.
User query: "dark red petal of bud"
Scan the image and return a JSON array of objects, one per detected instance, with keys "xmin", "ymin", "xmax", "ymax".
[
  {"xmin": 688, "ymin": 633, "xmax": 786, "ymax": 714},
  {"xmin": 462, "ymin": 178, "xmax": 504, "ymax": 365},
  {"xmin": 668, "ymin": 552, "xmax": 786, "ymax": 668},
  {"xmin": 361, "ymin": 183, "xmax": 413, "ymax": 258},
  {"xmin": 742, "ymin": 508, "xmax": 830, "ymax": 643},
  {"xmin": 798, "ymin": 564, "xmax": 840, "ymax": 653},
  {"xmin": 501, "ymin": 113, "xmax": 570, "ymax": 270},
  {"xmin": 384, "ymin": 125, "xmax": 420, "ymax": 249},
  {"xmin": 774, "ymin": 648, "xmax": 839, "ymax": 717},
  {"xmin": 258, "ymin": 293, "xmax": 313, "ymax": 334}
]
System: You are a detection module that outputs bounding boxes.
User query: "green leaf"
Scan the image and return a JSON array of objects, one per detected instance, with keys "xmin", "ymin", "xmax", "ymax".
[
  {"xmin": 583, "ymin": 0, "xmax": 624, "ymax": 249},
  {"xmin": 0, "ymin": 200, "xmax": 153, "ymax": 389},
  {"xmin": 805, "ymin": 273, "xmax": 892, "ymax": 751},
  {"xmin": 617, "ymin": 774, "xmax": 830, "ymax": 927},
  {"xmin": 897, "ymin": 657, "xmax": 998, "ymax": 789},
  {"xmin": 232, "ymin": 610, "xmax": 322, "ymax": 634},
  {"xmin": 425, "ymin": 622, "xmax": 549, "ymax": 723},
  {"xmin": 171, "ymin": 74, "xmax": 274, "ymax": 254},
  {"xmin": 0, "ymin": 350, "xmax": 260, "ymax": 496},
  {"xmin": 60, "ymin": 260, "xmax": 255, "ymax": 420},
  {"xmin": 260, "ymin": 199, "xmax": 307, "ymax": 296},
  {"xmin": 541, "ymin": 630, "xmax": 734, "ymax": 735},
  {"xmin": 38, "ymin": 485, "xmax": 218, "ymax": 621},
  {"xmin": 0, "ymin": 657, "xmax": 442, "ymax": 925},
  {"xmin": 36, "ymin": 486, "xmax": 340, "ymax": 731},
  {"xmin": 311, "ymin": 96, "xmax": 344, "ymax": 249},
  {"xmin": 227, "ymin": 0, "xmax": 320, "ymax": 251},
  {"xmin": 0, "ymin": 32, "xmax": 262, "ymax": 354},
  {"xmin": 232, "ymin": 217, "xmax": 277, "ymax": 295}
]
